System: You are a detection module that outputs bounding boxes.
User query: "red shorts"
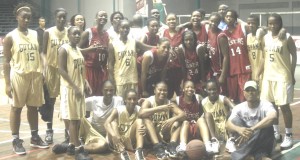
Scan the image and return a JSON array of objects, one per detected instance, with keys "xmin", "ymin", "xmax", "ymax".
[
  {"xmin": 85, "ymin": 66, "xmax": 108, "ymax": 96},
  {"xmin": 227, "ymin": 73, "xmax": 251, "ymax": 103}
]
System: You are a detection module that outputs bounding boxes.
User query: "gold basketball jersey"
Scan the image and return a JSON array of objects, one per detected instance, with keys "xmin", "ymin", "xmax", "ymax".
[
  {"xmin": 9, "ymin": 29, "xmax": 42, "ymax": 74},
  {"xmin": 247, "ymin": 34, "xmax": 263, "ymax": 79},
  {"xmin": 117, "ymin": 105, "xmax": 139, "ymax": 135}
]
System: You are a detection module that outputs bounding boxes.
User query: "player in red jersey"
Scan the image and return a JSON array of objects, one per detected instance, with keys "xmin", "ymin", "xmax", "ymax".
[
  {"xmin": 79, "ymin": 10, "xmax": 109, "ymax": 97},
  {"xmin": 219, "ymin": 10, "xmax": 251, "ymax": 103}
]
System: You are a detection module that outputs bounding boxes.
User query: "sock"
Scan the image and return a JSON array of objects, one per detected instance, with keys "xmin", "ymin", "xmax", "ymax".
[
  {"xmin": 285, "ymin": 128, "xmax": 292, "ymax": 134},
  {"xmin": 47, "ymin": 122, "xmax": 53, "ymax": 130},
  {"xmin": 12, "ymin": 134, "xmax": 19, "ymax": 139},
  {"xmin": 273, "ymin": 125, "xmax": 280, "ymax": 133},
  {"xmin": 31, "ymin": 130, "xmax": 38, "ymax": 137}
]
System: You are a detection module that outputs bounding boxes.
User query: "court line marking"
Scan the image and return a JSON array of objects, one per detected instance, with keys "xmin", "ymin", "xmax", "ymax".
[
  {"xmin": 272, "ymin": 142, "xmax": 300, "ymax": 159},
  {"xmin": 291, "ymin": 101, "xmax": 300, "ymax": 106}
]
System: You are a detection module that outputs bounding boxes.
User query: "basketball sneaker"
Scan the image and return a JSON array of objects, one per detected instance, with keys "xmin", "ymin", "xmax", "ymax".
[
  {"xmin": 75, "ymin": 146, "xmax": 93, "ymax": 160},
  {"xmin": 120, "ymin": 151, "xmax": 131, "ymax": 160},
  {"xmin": 211, "ymin": 137, "xmax": 220, "ymax": 154},
  {"xmin": 45, "ymin": 129, "xmax": 53, "ymax": 144},
  {"xmin": 274, "ymin": 132, "xmax": 282, "ymax": 143},
  {"xmin": 153, "ymin": 142, "xmax": 168, "ymax": 160},
  {"xmin": 166, "ymin": 141, "xmax": 178, "ymax": 158},
  {"xmin": 52, "ymin": 142, "xmax": 69, "ymax": 154},
  {"xmin": 204, "ymin": 141, "xmax": 213, "ymax": 154},
  {"xmin": 135, "ymin": 148, "xmax": 145, "ymax": 160},
  {"xmin": 280, "ymin": 134, "xmax": 293, "ymax": 150},
  {"xmin": 12, "ymin": 138, "xmax": 26, "ymax": 155},
  {"xmin": 30, "ymin": 135, "xmax": 49, "ymax": 149},
  {"xmin": 225, "ymin": 137, "xmax": 236, "ymax": 153},
  {"xmin": 67, "ymin": 144, "xmax": 76, "ymax": 155}
]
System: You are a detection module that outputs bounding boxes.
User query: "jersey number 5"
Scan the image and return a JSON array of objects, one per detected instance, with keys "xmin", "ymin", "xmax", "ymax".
[{"xmin": 27, "ymin": 52, "xmax": 35, "ymax": 61}]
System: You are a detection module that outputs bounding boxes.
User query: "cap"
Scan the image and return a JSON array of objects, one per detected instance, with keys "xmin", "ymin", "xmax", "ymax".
[{"xmin": 244, "ymin": 81, "xmax": 258, "ymax": 90}]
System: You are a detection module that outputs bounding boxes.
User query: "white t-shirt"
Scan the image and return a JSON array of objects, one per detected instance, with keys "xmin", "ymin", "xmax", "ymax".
[
  {"xmin": 85, "ymin": 96, "xmax": 123, "ymax": 135},
  {"xmin": 228, "ymin": 100, "xmax": 275, "ymax": 128}
]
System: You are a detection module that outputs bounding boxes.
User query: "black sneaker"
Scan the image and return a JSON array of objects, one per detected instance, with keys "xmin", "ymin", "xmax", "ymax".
[
  {"xmin": 166, "ymin": 141, "xmax": 177, "ymax": 158},
  {"xmin": 153, "ymin": 143, "xmax": 168, "ymax": 160},
  {"xmin": 12, "ymin": 138, "xmax": 26, "ymax": 155},
  {"xmin": 120, "ymin": 151, "xmax": 131, "ymax": 160},
  {"xmin": 52, "ymin": 142, "xmax": 69, "ymax": 154},
  {"xmin": 30, "ymin": 136, "xmax": 49, "ymax": 149},
  {"xmin": 67, "ymin": 144, "xmax": 75, "ymax": 155},
  {"xmin": 135, "ymin": 148, "xmax": 145, "ymax": 160},
  {"xmin": 45, "ymin": 129, "xmax": 53, "ymax": 144},
  {"xmin": 75, "ymin": 146, "xmax": 93, "ymax": 160}
]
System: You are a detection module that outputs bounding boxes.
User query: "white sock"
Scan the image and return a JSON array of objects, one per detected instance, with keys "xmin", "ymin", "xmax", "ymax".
[
  {"xmin": 285, "ymin": 128, "xmax": 292, "ymax": 134},
  {"xmin": 273, "ymin": 125, "xmax": 280, "ymax": 133}
]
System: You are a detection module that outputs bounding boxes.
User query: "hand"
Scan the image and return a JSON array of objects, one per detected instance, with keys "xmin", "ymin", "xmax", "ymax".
[
  {"xmin": 237, "ymin": 127, "xmax": 254, "ymax": 139},
  {"xmin": 138, "ymin": 125, "xmax": 146, "ymax": 136},
  {"xmin": 74, "ymin": 86, "xmax": 83, "ymax": 97},
  {"xmin": 138, "ymin": 98, "xmax": 145, "ymax": 106},
  {"xmin": 278, "ymin": 28, "xmax": 287, "ymax": 40},
  {"xmin": 235, "ymin": 136, "xmax": 249, "ymax": 147},
  {"xmin": 5, "ymin": 85, "xmax": 12, "ymax": 98},
  {"xmin": 111, "ymin": 135, "xmax": 125, "ymax": 151},
  {"xmin": 161, "ymin": 119, "xmax": 175, "ymax": 133},
  {"xmin": 218, "ymin": 76, "xmax": 225, "ymax": 85},
  {"xmin": 161, "ymin": 103, "xmax": 173, "ymax": 112},
  {"xmin": 84, "ymin": 80, "xmax": 92, "ymax": 96}
]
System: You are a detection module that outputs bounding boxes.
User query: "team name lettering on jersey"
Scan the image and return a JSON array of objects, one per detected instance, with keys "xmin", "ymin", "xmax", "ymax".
[
  {"xmin": 119, "ymin": 124, "xmax": 130, "ymax": 133},
  {"xmin": 151, "ymin": 112, "xmax": 168, "ymax": 123},
  {"xmin": 19, "ymin": 44, "xmax": 38, "ymax": 52},
  {"xmin": 51, "ymin": 39, "xmax": 69, "ymax": 48},
  {"xmin": 118, "ymin": 50, "xmax": 134, "ymax": 60},
  {"xmin": 228, "ymin": 38, "xmax": 244, "ymax": 46},
  {"xmin": 74, "ymin": 59, "xmax": 84, "ymax": 71},
  {"xmin": 266, "ymin": 45, "xmax": 281, "ymax": 54},
  {"xmin": 247, "ymin": 42, "xmax": 261, "ymax": 51}
]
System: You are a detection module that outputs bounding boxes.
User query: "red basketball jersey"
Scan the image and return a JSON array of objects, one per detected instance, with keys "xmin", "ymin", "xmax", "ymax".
[
  {"xmin": 144, "ymin": 32, "xmax": 159, "ymax": 46},
  {"xmin": 195, "ymin": 24, "xmax": 208, "ymax": 45},
  {"xmin": 178, "ymin": 95, "xmax": 203, "ymax": 122},
  {"xmin": 220, "ymin": 24, "xmax": 251, "ymax": 75},
  {"xmin": 84, "ymin": 27, "xmax": 109, "ymax": 69},
  {"xmin": 147, "ymin": 48, "xmax": 169, "ymax": 80},
  {"xmin": 207, "ymin": 29, "xmax": 222, "ymax": 74},
  {"xmin": 163, "ymin": 29, "xmax": 183, "ymax": 68},
  {"xmin": 183, "ymin": 48, "xmax": 201, "ymax": 83}
]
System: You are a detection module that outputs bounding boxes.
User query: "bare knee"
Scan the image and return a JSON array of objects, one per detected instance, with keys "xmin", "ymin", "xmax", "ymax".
[
  {"xmin": 85, "ymin": 141, "xmax": 109, "ymax": 154},
  {"xmin": 11, "ymin": 107, "xmax": 22, "ymax": 114}
]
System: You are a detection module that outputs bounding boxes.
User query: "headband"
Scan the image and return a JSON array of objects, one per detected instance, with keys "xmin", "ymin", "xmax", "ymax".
[{"xmin": 16, "ymin": 6, "xmax": 31, "ymax": 14}]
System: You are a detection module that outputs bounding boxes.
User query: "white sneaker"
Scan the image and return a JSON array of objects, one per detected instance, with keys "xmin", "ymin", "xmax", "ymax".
[
  {"xmin": 176, "ymin": 143, "xmax": 186, "ymax": 152},
  {"xmin": 211, "ymin": 138, "xmax": 220, "ymax": 154},
  {"xmin": 225, "ymin": 137, "xmax": 236, "ymax": 153},
  {"xmin": 274, "ymin": 132, "xmax": 282, "ymax": 143},
  {"xmin": 205, "ymin": 141, "xmax": 213, "ymax": 153},
  {"xmin": 280, "ymin": 134, "xmax": 293, "ymax": 150}
]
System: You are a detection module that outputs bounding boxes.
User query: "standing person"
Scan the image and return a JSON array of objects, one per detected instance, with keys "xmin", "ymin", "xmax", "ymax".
[
  {"xmin": 258, "ymin": 13, "xmax": 297, "ymax": 150},
  {"xmin": 70, "ymin": 14, "xmax": 86, "ymax": 32},
  {"xmin": 57, "ymin": 26, "xmax": 92, "ymax": 160},
  {"xmin": 202, "ymin": 79, "xmax": 235, "ymax": 153},
  {"xmin": 108, "ymin": 19, "xmax": 152, "ymax": 97},
  {"xmin": 173, "ymin": 81, "xmax": 212, "ymax": 154},
  {"xmin": 3, "ymin": 3, "xmax": 49, "ymax": 155},
  {"xmin": 129, "ymin": 14, "xmax": 144, "ymax": 41},
  {"xmin": 40, "ymin": 8, "xmax": 69, "ymax": 144},
  {"xmin": 246, "ymin": 14, "xmax": 265, "ymax": 88},
  {"xmin": 141, "ymin": 37, "xmax": 170, "ymax": 98},
  {"xmin": 142, "ymin": 8, "xmax": 168, "ymax": 37},
  {"xmin": 79, "ymin": 10, "xmax": 109, "ymax": 97},
  {"xmin": 105, "ymin": 89, "xmax": 146, "ymax": 160},
  {"xmin": 107, "ymin": 11, "xmax": 124, "ymax": 41},
  {"xmin": 36, "ymin": 17, "xmax": 46, "ymax": 53},
  {"xmin": 207, "ymin": 12, "xmax": 229, "ymax": 95},
  {"xmin": 141, "ymin": 18, "xmax": 160, "ymax": 46},
  {"xmin": 217, "ymin": 4, "xmax": 229, "ymax": 31},
  {"xmin": 220, "ymin": 10, "xmax": 251, "ymax": 103},
  {"xmin": 178, "ymin": 30, "xmax": 205, "ymax": 95},
  {"xmin": 226, "ymin": 81, "xmax": 277, "ymax": 160},
  {"xmin": 163, "ymin": 13, "xmax": 184, "ymax": 99},
  {"xmin": 138, "ymin": 81, "xmax": 186, "ymax": 159}
]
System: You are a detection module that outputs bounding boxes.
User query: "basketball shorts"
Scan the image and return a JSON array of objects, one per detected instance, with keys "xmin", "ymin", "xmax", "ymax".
[
  {"xmin": 85, "ymin": 66, "xmax": 108, "ymax": 96},
  {"xmin": 260, "ymin": 80, "xmax": 294, "ymax": 106},
  {"xmin": 60, "ymin": 86, "xmax": 86, "ymax": 120},
  {"xmin": 116, "ymin": 83, "xmax": 138, "ymax": 98},
  {"xmin": 44, "ymin": 65, "xmax": 60, "ymax": 98},
  {"xmin": 227, "ymin": 73, "xmax": 251, "ymax": 103},
  {"xmin": 11, "ymin": 72, "xmax": 44, "ymax": 107}
]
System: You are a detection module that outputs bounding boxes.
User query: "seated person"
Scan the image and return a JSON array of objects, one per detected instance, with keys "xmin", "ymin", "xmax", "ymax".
[
  {"xmin": 226, "ymin": 81, "xmax": 276, "ymax": 160},
  {"xmin": 104, "ymin": 89, "xmax": 145, "ymax": 160},
  {"xmin": 79, "ymin": 80, "xmax": 123, "ymax": 153},
  {"xmin": 172, "ymin": 81, "xmax": 212, "ymax": 154},
  {"xmin": 138, "ymin": 81, "xmax": 186, "ymax": 159},
  {"xmin": 202, "ymin": 79, "xmax": 235, "ymax": 153}
]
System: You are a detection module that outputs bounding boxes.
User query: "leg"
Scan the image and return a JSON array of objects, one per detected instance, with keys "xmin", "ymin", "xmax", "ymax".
[
  {"xmin": 280, "ymin": 104, "xmax": 292, "ymax": 128},
  {"xmin": 205, "ymin": 113, "xmax": 217, "ymax": 138},
  {"xmin": 132, "ymin": 119, "xmax": 144, "ymax": 149},
  {"xmin": 10, "ymin": 107, "xmax": 22, "ymax": 137},
  {"xmin": 69, "ymin": 120, "xmax": 81, "ymax": 147},
  {"xmin": 84, "ymin": 139, "xmax": 108, "ymax": 153},
  {"xmin": 197, "ymin": 117, "xmax": 210, "ymax": 143},
  {"xmin": 179, "ymin": 121, "xmax": 189, "ymax": 144},
  {"xmin": 144, "ymin": 118, "xmax": 160, "ymax": 144}
]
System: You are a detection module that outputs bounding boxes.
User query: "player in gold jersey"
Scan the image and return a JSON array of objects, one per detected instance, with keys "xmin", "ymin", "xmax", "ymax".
[{"xmin": 3, "ymin": 3, "xmax": 48, "ymax": 155}]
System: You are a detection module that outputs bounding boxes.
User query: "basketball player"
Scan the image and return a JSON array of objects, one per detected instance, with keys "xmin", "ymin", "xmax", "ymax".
[
  {"xmin": 206, "ymin": 12, "xmax": 229, "ymax": 95},
  {"xmin": 141, "ymin": 18, "xmax": 160, "ymax": 46},
  {"xmin": 142, "ymin": 8, "xmax": 168, "ymax": 38},
  {"xmin": 173, "ymin": 81, "xmax": 212, "ymax": 154},
  {"xmin": 141, "ymin": 37, "xmax": 169, "ymax": 98},
  {"xmin": 107, "ymin": 11, "xmax": 124, "ymax": 41},
  {"xmin": 138, "ymin": 81, "xmax": 186, "ymax": 159},
  {"xmin": 202, "ymin": 80, "xmax": 235, "ymax": 153},
  {"xmin": 79, "ymin": 11, "xmax": 110, "ymax": 97},
  {"xmin": 220, "ymin": 10, "xmax": 252, "ymax": 103},
  {"xmin": 3, "ymin": 3, "xmax": 48, "ymax": 155},
  {"xmin": 40, "ymin": 8, "xmax": 69, "ymax": 144},
  {"xmin": 57, "ymin": 26, "xmax": 92, "ymax": 159},
  {"xmin": 258, "ymin": 13, "xmax": 297, "ymax": 150},
  {"xmin": 105, "ymin": 89, "xmax": 146, "ymax": 160},
  {"xmin": 108, "ymin": 19, "xmax": 153, "ymax": 97}
]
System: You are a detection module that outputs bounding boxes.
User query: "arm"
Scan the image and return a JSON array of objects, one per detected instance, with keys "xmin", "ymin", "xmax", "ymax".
[
  {"xmin": 196, "ymin": 44, "xmax": 206, "ymax": 82},
  {"xmin": 107, "ymin": 43, "xmax": 115, "ymax": 84},
  {"xmin": 138, "ymin": 100, "xmax": 173, "ymax": 118},
  {"xmin": 41, "ymin": 31, "xmax": 49, "ymax": 70},
  {"xmin": 58, "ymin": 46, "xmax": 83, "ymax": 97},
  {"xmin": 161, "ymin": 103, "xmax": 186, "ymax": 132},
  {"xmin": 141, "ymin": 51, "xmax": 152, "ymax": 97},
  {"xmin": 287, "ymin": 36, "xmax": 297, "ymax": 85},
  {"xmin": 3, "ymin": 35, "xmax": 13, "ymax": 98},
  {"xmin": 136, "ymin": 41, "xmax": 154, "ymax": 52},
  {"xmin": 176, "ymin": 22, "xmax": 191, "ymax": 31},
  {"xmin": 250, "ymin": 110, "xmax": 276, "ymax": 131},
  {"xmin": 79, "ymin": 30, "xmax": 105, "ymax": 55},
  {"xmin": 255, "ymin": 38, "xmax": 265, "ymax": 81},
  {"xmin": 218, "ymin": 36, "xmax": 229, "ymax": 85},
  {"xmin": 177, "ymin": 46, "xmax": 187, "ymax": 78}
]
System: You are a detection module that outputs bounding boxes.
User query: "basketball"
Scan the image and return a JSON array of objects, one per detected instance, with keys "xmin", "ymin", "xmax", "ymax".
[{"xmin": 186, "ymin": 140, "xmax": 206, "ymax": 160}]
